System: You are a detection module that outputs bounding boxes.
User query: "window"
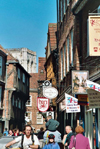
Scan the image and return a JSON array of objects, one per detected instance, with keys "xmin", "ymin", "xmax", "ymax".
[
  {"xmin": 64, "ymin": 0, "xmax": 66, "ymax": 14},
  {"xmin": 61, "ymin": 49, "xmax": 63, "ymax": 80},
  {"xmin": 61, "ymin": 0, "xmax": 63, "ymax": 22},
  {"xmin": 97, "ymin": 5, "xmax": 100, "ymax": 13},
  {"xmin": 23, "ymin": 73, "xmax": 25, "ymax": 83},
  {"xmin": 37, "ymin": 112, "xmax": 43, "ymax": 124},
  {"xmin": 12, "ymin": 95, "xmax": 14, "ymax": 106},
  {"xmin": 64, "ymin": 43, "xmax": 66, "ymax": 76},
  {"xmin": 71, "ymin": 29, "xmax": 73, "ymax": 66},
  {"xmin": 22, "ymin": 101, "xmax": 24, "ymax": 110},
  {"xmin": 0, "ymin": 86, "xmax": 2, "ymax": 108},
  {"xmin": 18, "ymin": 98, "xmax": 21, "ymax": 109},
  {"xmin": 16, "ymin": 99, "xmax": 17, "ymax": 107},
  {"xmin": 25, "ymin": 112, "xmax": 32, "ymax": 122},
  {"xmin": 67, "ymin": 37, "xmax": 69, "ymax": 72},
  {"xmin": 67, "ymin": 0, "xmax": 69, "ymax": 6},
  {"xmin": 27, "ymin": 78, "xmax": 29, "ymax": 86},
  {"xmin": 26, "ymin": 96, "xmax": 32, "ymax": 106},
  {"xmin": 40, "ymin": 70, "xmax": 44, "ymax": 74},
  {"xmin": 0, "ymin": 56, "xmax": 2, "ymax": 76},
  {"xmin": 18, "ymin": 68, "xmax": 20, "ymax": 79}
]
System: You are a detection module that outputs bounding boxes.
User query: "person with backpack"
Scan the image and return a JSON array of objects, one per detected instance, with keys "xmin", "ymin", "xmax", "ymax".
[{"xmin": 5, "ymin": 124, "xmax": 40, "ymax": 149}]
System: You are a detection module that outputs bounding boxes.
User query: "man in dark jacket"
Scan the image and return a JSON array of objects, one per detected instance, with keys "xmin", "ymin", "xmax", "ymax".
[
  {"xmin": 45, "ymin": 115, "xmax": 59, "ymax": 131},
  {"xmin": 37, "ymin": 127, "xmax": 44, "ymax": 139}
]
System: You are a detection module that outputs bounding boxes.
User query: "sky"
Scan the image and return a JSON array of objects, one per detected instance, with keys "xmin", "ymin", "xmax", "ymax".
[{"xmin": 0, "ymin": 0, "xmax": 57, "ymax": 72}]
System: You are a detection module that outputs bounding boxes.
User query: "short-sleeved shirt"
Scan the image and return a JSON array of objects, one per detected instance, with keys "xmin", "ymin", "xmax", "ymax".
[{"xmin": 15, "ymin": 135, "xmax": 40, "ymax": 149}]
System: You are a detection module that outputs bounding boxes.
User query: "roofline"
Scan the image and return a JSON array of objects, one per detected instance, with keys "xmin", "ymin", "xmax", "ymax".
[{"xmin": 7, "ymin": 61, "xmax": 31, "ymax": 77}]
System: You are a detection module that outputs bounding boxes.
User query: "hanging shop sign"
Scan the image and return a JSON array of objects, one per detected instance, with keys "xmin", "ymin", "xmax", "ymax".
[
  {"xmin": 43, "ymin": 87, "xmax": 58, "ymax": 99},
  {"xmin": 87, "ymin": 89, "xmax": 100, "ymax": 108},
  {"xmin": 37, "ymin": 97, "xmax": 49, "ymax": 112},
  {"xmin": 72, "ymin": 70, "xmax": 89, "ymax": 94},
  {"xmin": 66, "ymin": 105, "xmax": 80, "ymax": 113},
  {"xmin": 86, "ymin": 80, "xmax": 100, "ymax": 92},
  {"xmin": 46, "ymin": 111, "xmax": 54, "ymax": 119},
  {"xmin": 78, "ymin": 94, "xmax": 89, "ymax": 106},
  {"xmin": 88, "ymin": 16, "xmax": 100, "ymax": 56},
  {"xmin": 65, "ymin": 93, "xmax": 78, "ymax": 105},
  {"xmin": 65, "ymin": 93, "xmax": 80, "ymax": 113}
]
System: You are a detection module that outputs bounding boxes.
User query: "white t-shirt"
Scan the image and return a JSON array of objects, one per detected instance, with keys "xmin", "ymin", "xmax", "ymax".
[{"xmin": 15, "ymin": 135, "xmax": 40, "ymax": 149}]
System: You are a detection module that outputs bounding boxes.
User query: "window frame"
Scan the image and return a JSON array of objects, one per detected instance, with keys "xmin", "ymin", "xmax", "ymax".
[{"xmin": 26, "ymin": 95, "xmax": 32, "ymax": 106}]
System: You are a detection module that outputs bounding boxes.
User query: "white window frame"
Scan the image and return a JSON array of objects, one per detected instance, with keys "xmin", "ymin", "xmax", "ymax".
[
  {"xmin": 64, "ymin": 43, "xmax": 66, "ymax": 76},
  {"xmin": 25, "ymin": 111, "xmax": 32, "ymax": 121},
  {"xmin": 26, "ymin": 95, "xmax": 32, "ymax": 106},
  {"xmin": 87, "ymin": 18, "xmax": 89, "ymax": 56},
  {"xmin": 36, "ymin": 112, "xmax": 43, "ymax": 124},
  {"xmin": 23, "ymin": 73, "xmax": 25, "ymax": 83},
  {"xmin": 18, "ymin": 68, "xmax": 20, "ymax": 79},
  {"xmin": 67, "ymin": 37, "xmax": 69, "ymax": 72},
  {"xmin": 61, "ymin": 49, "xmax": 63, "ymax": 80},
  {"xmin": 71, "ymin": 29, "xmax": 73, "ymax": 66}
]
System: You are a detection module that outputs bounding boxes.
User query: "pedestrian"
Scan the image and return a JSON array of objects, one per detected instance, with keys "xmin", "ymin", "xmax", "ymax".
[
  {"xmin": 14, "ymin": 128, "xmax": 19, "ymax": 136},
  {"xmin": 43, "ymin": 129, "xmax": 62, "ymax": 144},
  {"xmin": 45, "ymin": 115, "xmax": 59, "ymax": 131},
  {"xmin": 43, "ymin": 134, "xmax": 60, "ymax": 149},
  {"xmin": 5, "ymin": 124, "xmax": 40, "ymax": 149},
  {"xmin": 62, "ymin": 126, "xmax": 68, "ymax": 148},
  {"xmin": 8, "ymin": 129, "xmax": 14, "ymax": 136},
  {"xmin": 69, "ymin": 125, "xmax": 91, "ymax": 149},
  {"xmin": 64, "ymin": 126, "xmax": 74, "ymax": 149},
  {"xmin": 3, "ymin": 128, "xmax": 8, "ymax": 136},
  {"xmin": 37, "ymin": 127, "xmax": 44, "ymax": 140}
]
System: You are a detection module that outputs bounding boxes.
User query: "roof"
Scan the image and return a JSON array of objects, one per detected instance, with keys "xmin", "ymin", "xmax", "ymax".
[
  {"xmin": 0, "ymin": 45, "xmax": 18, "ymax": 62},
  {"xmin": 48, "ymin": 23, "xmax": 57, "ymax": 51}
]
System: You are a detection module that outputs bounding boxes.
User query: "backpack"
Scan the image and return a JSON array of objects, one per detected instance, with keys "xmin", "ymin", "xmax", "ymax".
[
  {"xmin": 21, "ymin": 134, "xmax": 34, "ymax": 149},
  {"xmin": 20, "ymin": 134, "xmax": 40, "ymax": 149}
]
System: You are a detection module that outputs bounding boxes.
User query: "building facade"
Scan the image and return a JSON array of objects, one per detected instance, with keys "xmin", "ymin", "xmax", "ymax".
[
  {"xmin": 25, "ymin": 57, "xmax": 46, "ymax": 133},
  {"xmin": 8, "ymin": 48, "xmax": 37, "ymax": 73},
  {"xmin": 0, "ymin": 45, "xmax": 30, "ymax": 132}
]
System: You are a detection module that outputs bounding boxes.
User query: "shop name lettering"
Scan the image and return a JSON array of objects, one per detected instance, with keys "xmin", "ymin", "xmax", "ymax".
[
  {"xmin": 90, "ymin": 19, "xmax": 100, "ymax": 27},
  {"xmin": 39, "ymin": 99, "xmax": 48, "ymax": 108}
]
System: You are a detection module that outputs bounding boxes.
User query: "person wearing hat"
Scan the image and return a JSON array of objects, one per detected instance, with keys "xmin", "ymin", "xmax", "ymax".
[{"xmin": 43, "ymin": 134, "xmax": 60, "ymax": 149}]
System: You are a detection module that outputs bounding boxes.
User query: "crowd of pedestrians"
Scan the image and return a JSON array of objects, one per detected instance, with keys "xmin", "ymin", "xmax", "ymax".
[{"xmin": 1, "ymin": 115, "xmax": 91, "ymax": 149}]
